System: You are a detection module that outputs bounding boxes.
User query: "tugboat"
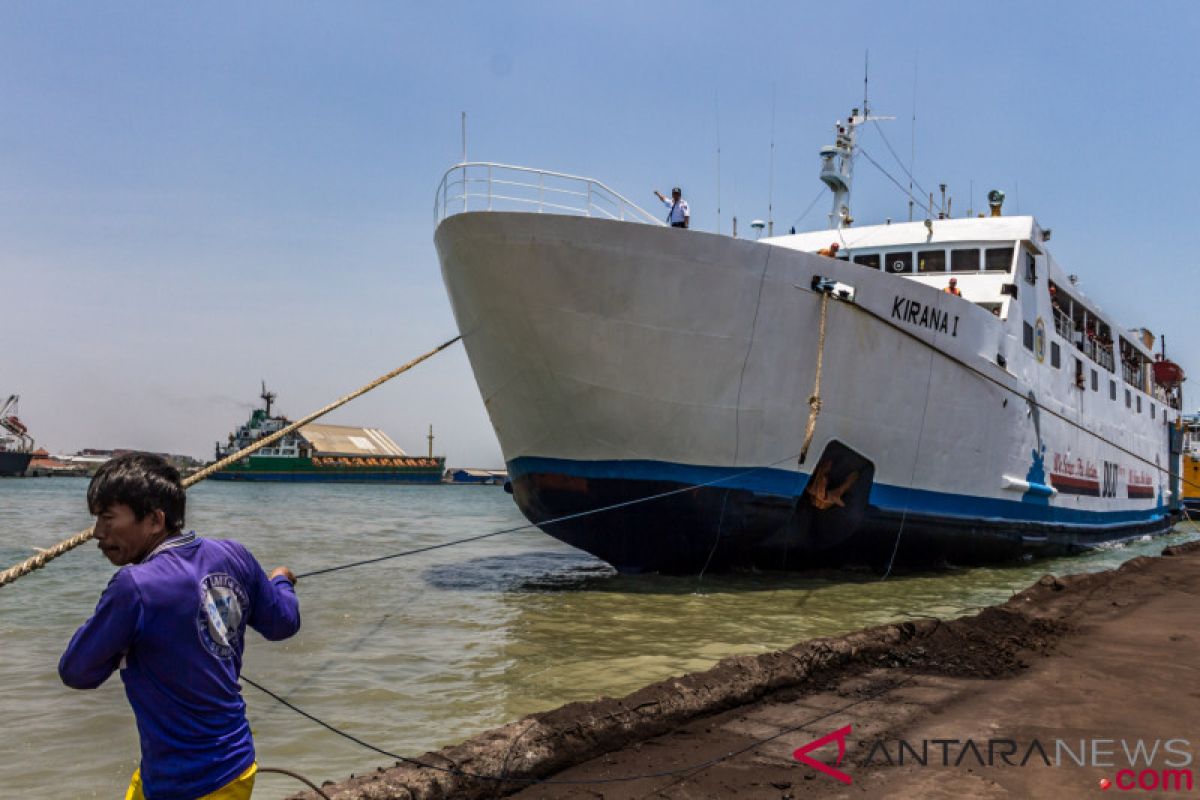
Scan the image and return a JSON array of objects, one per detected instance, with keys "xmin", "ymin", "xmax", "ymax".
[
  {"xmin": 210, "ymin": 383, "xmax": 444, "ymax": 483},
  {"xmin": 435, "ymin": 103, "xmax": 1187, "ymax": 573},
  {"xmin": 0, "ymin": 395, "xmax": 34, "ymax": 477}
]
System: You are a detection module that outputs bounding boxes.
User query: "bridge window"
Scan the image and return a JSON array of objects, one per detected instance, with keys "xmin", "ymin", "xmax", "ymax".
[
  {"xmin": 951, "ymin": 248, "xmax": 981, "ymax": 272},
  {"xmin": 917, "ymin": 249, "xmax": 946, "ymax": 272},
  {"xmin": 885, "ymin": 251, "xmax": 912, "ymax": 274},
  {"xmin": 985, "ymin": 246, "xmax": 1015, "ymax": 272},
  {"xmin": 853, "ymin": 253, "xmax": 880, "ymax": 269}
]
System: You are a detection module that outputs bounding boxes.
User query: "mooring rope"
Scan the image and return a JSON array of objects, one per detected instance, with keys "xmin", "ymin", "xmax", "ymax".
[
  {"xmin": 256, "ymin": 767, "xmax": 331, "ymax": 799},
  {"xmin": 0, "ymin": 336, "xmax": 461, "ymax": 589},
  {"xmin": 798, "ymin": 291, "xmax": 830, "ymax": 466}
]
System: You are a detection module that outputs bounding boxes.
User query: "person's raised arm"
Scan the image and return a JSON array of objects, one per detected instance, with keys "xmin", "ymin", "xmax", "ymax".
[{"xmin": 243, "ymin": 548, "xmax": 300, "ymax": 641}]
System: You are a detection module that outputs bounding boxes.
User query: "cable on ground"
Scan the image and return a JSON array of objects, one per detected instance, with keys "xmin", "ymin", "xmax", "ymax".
[{"xmin": 242, "ymin": 673, "xmax": 911, "ymax": 788}]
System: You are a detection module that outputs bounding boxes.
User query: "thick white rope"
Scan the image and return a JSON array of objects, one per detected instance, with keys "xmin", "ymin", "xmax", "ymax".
[{"xmin": 0, "ymin": 336, "xmax": 461, "ymax": 589}]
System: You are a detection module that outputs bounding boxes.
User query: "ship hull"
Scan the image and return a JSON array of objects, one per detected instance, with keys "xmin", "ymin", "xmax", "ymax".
[
  {"xmin": 437, "ymin": 212, "xmax": 1174, "ymax": 573},
  {"xmin": 0, "ymin": 451, "xmax": 32, "ymax": 477},
  {"xmin": 510, "ymin": 457, "xmax": 1170, "ymax": 573}
]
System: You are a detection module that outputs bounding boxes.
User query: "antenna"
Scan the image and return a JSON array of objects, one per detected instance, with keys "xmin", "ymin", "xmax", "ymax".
[
  {"xmin": 461, "ymin": 111, "xmax": 467, "ymax": 163},
  {"xmin": 768, "ymin": 85, "xmax": 776, "ymax": 237},
  {"xmin": 716, "ymin": 92, "xmax": 722, "ymax": 236},
  {"xmin": 908, "ymin": 54, "xmax": 918, "ymax": 222},
  {"xmin": 863, "ymin": 50, "xmax": 870, "ymax": 116}
]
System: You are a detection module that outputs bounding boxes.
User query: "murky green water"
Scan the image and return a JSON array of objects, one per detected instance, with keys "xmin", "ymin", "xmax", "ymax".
[{"xmin": 2, "ymin": 477, "xmax": 1195, "ymax": 797}]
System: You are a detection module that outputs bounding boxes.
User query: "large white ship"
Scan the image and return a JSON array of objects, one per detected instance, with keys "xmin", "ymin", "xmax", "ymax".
[{"xmin": 434, "ymin": 108, "xmax": 1185, "ymax": 573}]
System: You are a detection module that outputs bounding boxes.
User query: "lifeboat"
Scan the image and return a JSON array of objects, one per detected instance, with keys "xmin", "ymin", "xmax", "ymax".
[{"xmin": 1152, "ymin": 357, "xmax": 1186, "ymax": 389}]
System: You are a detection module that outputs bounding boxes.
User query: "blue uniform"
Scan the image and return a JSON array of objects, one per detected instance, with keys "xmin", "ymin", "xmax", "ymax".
[{"xmin": 60, "ymin": 533, "xmax": 300, "ymax": 799}]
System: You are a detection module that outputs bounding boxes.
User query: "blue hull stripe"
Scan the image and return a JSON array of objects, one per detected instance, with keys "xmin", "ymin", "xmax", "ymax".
[{"xmin": 508, "ymin": 456, "xmax": 1169, "ymax": 530}]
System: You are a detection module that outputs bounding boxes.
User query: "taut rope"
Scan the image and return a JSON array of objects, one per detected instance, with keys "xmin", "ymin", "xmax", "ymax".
[
  {"xmin": 798, "ymin": 292, "xmax": 830, "ymax": 466},
  {"xmin": 0, "ymin": 336, "xmax": 461, "ymax": 589}
]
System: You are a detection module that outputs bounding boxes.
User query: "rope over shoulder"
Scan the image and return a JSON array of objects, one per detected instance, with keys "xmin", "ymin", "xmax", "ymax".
[{"xmin": 0, "ymin": 336, "xmax": 462, "ymax": 589}]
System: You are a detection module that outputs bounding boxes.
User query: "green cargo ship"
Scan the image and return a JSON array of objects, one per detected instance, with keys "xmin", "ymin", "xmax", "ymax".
[{"xmin": 210, "ymin": 384, "xmax": 444, "ymax": 483}]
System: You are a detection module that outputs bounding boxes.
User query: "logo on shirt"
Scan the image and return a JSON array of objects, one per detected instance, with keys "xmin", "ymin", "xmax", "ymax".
[{"xmin": 197, "ymin": 572, "xmax": 248, "ymax": 659}]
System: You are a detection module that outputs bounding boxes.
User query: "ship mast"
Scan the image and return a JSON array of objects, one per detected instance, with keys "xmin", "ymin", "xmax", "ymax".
[
  {"xmin": 818, "ymin": 104, "xmax": 891, "ymax": 230},
  {"xmin": 260, "ymin": 381, "xmax": 276, "ymax": 417},
  {"xmin": 818, "ymin": 61, "xmax": 892, "ymax": 230}
]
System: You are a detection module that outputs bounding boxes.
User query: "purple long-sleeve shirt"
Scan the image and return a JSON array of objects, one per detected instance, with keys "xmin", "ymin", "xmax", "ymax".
[{"xmin": 60, "ymin": 532, "xmax": 300, "ymax": 799}]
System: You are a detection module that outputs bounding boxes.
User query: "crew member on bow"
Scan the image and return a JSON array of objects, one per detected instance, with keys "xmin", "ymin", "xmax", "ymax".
[{"xmin": 654, "ymin": 186, "xmax": 690, "ymax": 228}]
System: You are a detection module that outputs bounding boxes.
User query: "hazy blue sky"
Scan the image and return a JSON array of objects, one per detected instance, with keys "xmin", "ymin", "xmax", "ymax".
[{"xmin": 5, "ymin": 2, "xmax": 1199, "ymax": 466}]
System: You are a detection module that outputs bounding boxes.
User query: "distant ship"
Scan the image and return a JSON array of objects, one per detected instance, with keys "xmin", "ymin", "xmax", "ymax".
[
  {"xmin": 1181, "ymin": 413, "xmax": 1200, "ymax": 512},
  {"xmin": 210, "ymin": 384, "xmax": 444, "ymax": 483},
  {"xmin": 0, "ymin": 395, "xmax": 34, "ymax": 477},
  {"xmin": 436, "ymin": 103, "xmax": 1187, "ymax": 574}
]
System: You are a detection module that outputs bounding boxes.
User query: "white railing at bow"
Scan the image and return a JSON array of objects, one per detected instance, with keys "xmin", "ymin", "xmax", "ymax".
[{"xmin": 434, "ymin": 162, "xmax": 665, "ymax": 226}]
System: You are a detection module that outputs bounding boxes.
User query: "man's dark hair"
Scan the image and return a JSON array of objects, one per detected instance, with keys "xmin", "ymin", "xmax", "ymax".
[{"xmin": 87, "ymin": 452, "xmax": 186, "ymax": 534}]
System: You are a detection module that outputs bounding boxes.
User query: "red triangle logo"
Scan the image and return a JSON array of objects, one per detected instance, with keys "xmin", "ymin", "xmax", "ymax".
[{"xmin": 792, "ymin": 724, "xmax": 853, "ymax": 785}]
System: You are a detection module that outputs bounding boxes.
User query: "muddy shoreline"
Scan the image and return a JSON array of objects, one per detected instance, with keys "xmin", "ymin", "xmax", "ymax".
[{"xmin": 295, "ymin": 541, "xmax": 1200, "ymax": 799}]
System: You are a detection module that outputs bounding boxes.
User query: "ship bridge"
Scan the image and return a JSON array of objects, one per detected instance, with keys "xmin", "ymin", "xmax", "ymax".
[{"xmin": 766, "ymin": 215, "xmax": 1046, "ymax": 315}]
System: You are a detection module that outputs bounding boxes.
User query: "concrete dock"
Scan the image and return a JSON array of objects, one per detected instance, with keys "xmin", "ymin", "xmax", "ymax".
[{"xmin": 297, "ymin": 541, "xmax": 1200, "ymax": 799}]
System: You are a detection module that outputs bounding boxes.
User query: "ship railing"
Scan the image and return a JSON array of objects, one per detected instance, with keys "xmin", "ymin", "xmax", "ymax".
[
  {"xmin": 1053, "ymin": 308, "xmax": 1074, "ymax": 340},
  {"xmin": 435, "ymin": 162, "xmax": 665, "ymax": 227},
  {"xmin": 1081, "ymin": 337, "xmax": 1115, "ymax": 372},
  {"xmin": 1122, "ymin": 362, "xmax": 1144, "ymax": 389}
]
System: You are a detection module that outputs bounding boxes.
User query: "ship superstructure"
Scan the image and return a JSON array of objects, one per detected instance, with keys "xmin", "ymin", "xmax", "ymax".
[{"xmin": 433, "ymin": 109, "xmax": 1184, "ymax": 573}]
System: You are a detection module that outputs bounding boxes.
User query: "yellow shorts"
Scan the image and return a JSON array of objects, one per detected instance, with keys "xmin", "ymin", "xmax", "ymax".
[{"xmin": 125, "ymin": 762, "xmax": 257, "ymax": 800}]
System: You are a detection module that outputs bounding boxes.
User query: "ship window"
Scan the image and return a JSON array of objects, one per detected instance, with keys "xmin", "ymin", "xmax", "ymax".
[
  {"xmin": 1110, "ymin": 380, "xmax": 1117, "ymax": 400},
  {"xmin": 985, "ymin": 246, "xmax": 1015, "ymax": 272},
  {"xmin": 885, "ymin": 251, "xmax": 912, "ymax": 274},
  {"xmin": 1075, "ymin": 358, "xmax": 1085, "ymax": 388},
  {"xmin": 1091, "ymin": 369, "xmax": 1098, "ymax": 391},
  {"xmin": 1024, "ymin": 251, "xmax": 1037, "ymax": 284},
  {"xmin": 853, "ymin": 253, "xmax": 881, "ymax": 269},
  {"xmin": 1126, "ymin": 389, "xmax": 1132, "ymax": 408},
  {"xmin": 1023, "ymin": 322, "xmax": 1034, "ymax": 350},
  {"xmin": 1137, "ymin": 396, "xmax": 1142, "ymax": 413},
  {"xmin": 1151, "ymin": 403, "xmax": 1156, "ymax": 419},
  {"xmin": 951, "ymin": 248, "xmax": 981, "ymax": 272},
  {"xmin": 917, "ymin": 250, "xmax": 946, "ymax": 272},
  {"xmin": 1051, "ymin": 341, "xmax": 1061, "ymax": 368}
]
